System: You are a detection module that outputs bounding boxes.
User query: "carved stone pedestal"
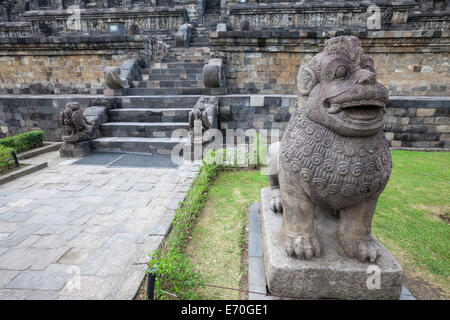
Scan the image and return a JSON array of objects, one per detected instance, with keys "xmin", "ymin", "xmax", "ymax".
[
  {"xmin": 260, "ymin": 188, "xmax": 403, "ymax": 300},
  {"xmin": 59, "ymin": 141, "xmax": 91, "ymax": 158}
]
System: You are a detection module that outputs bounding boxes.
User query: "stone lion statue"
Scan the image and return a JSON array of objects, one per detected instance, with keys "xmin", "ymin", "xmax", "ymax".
[
  {"xmin": 188, "ymin": 96, "xmax": 218, "ymax": 144},
  {"xmin": 268, "ymin": 36, "xmax": 392, "ymax": 263},
  {"xmin": 60, "ymin": 102, "xmax": 94, "ymax": 143},
  {"xmin": 104, "ymin": 66, "xmax": 125, "ymax": 89}
]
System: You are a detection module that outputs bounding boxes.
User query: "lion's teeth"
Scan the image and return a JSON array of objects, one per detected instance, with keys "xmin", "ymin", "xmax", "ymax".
[{"xmin": 328, "ymin": 104, "xmax": 341, "ymax": 114}]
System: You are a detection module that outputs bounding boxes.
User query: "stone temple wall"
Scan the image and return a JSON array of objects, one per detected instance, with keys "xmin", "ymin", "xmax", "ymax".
[
  {"xmin": 218, "ymin": 95, "xmax": 450, "ymax": 149},
  {"xmin": 22, "ymin": 6, "xmax": 188, "ymax": 36},
  {"xmin": 1, "ymin": 95, "xmax": 448, "ymax": 149},
  {"xmin": 0, "ymin": 35, "xmax": 152, "ymax": 94},
  {"xmin": 210, "ymin": 29, "xmax": 450, "ymax": 96},
  {"xmin": 0, "ymin": 95, "xmax": 104, "ymax": 141},
  {"xmin": 226, "ymin": 1, "xmax": 413, "ymax": 30}
]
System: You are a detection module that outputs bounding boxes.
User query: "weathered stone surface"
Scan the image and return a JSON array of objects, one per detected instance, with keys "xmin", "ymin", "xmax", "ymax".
[
  {"xmin": 59, "ymin": 141, "xmax": 91, "ymax": 158},
  {"xmin": 60, "ymin": 102, "xmax": 94, "ymax": 144},
  {"xmin": 104, "ymin": 66, "xmax": 126, "ymax": 90},
  {"xmin": 268, "ymin": 36, "xmax": 393, "ymax": 266},
  {"xmin": 0, "ymin": 151, "xmax": 200, "ymax": 299},
  {"xmin": 239, "ymin": 19, "xmax": 250, "ymax": 31},
  {"xmin": 203, "ymin": 58, "xmax": 226, "ymax": 88},
  {"xmin": 216, "ymin": 23, "xmax": 227, "ymax": 32},
  {"xmin": 175, "ymin": 23, "xmax": 193, "ymax": 48},
  {"xmin": 188, "ymin": 96, "xmax": 219, "ymax": 144},
  {"xmin": 260, "ymin": 188, "xmax": 403, "ymax": 300}
]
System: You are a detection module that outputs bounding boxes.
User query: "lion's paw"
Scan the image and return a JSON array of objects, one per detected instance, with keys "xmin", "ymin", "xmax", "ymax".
[
  {"xmin": 284, "ymin": 234, "xmax": 321, "ymax": 260},
  {"xmin": 340, "ymin": 236, "xmax": 381, "ymax": 263},
  {"xmin": 270, "ymin": 195, "xmax": 283, "ymax": 213}
]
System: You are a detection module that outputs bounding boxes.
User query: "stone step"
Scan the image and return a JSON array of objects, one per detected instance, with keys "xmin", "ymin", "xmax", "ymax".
[
  {"xmin": 143, "ymin": 73, "xmax": 202, "ymax": 81},
  {"xmin": 141, "ymin": 68, "xmax": 204, "ymax": 75},
  {"xmin": 91, "ymin": 137, "xmax": 187, "ymax": 155},
  {"xmin": 131, "ymin": 80, "xmax": 204, "ymax": 89},
  {"xmin": 192, "ymin": 31, "xmax": 210, "ymax": 36},
  {"xmin": 161, "ymin": 57, "xmax": 210, "ymax": 63},
  {"xmin": 146, "ymin": 62, "xmax": 206, "ymax": 69},
  {"xmin": 191, "ymin": 38, "xmax": 209, "ymax": 44},
  {"xmin": 118, "ymin": 95, "xmax": 200, "ymax": 108},
  {"xmin": 171, "ymin": 47, "xmax": 211, "ymax": 52},
  {"xmin": 100, "ymin": 122, "xmax": 189, "ymax": 138},
  {"xmin": 108, "ymin": 108, "xmax": 191, "ymax": 122},
  {"xmin": 125, "ymin": 87, "xmax": 226, "ymax": 95}
]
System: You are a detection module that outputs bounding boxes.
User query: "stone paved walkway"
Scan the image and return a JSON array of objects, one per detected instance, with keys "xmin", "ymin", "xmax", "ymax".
[{"xmin": 0, "ymin": 151, "xmax": 199, "ymax": 299}]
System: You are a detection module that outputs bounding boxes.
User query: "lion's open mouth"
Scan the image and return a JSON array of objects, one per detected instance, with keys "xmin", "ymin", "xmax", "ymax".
[{"xmin": 326, "ymin": 99, "xmax": 385, "ymax": 122}]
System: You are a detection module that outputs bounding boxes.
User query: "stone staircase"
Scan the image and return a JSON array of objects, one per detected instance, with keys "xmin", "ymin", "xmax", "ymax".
[
  {"xmin": 91, "ymin": 2, "xmax": 224, "ymax": 155},
  {"xmin": 91, "ymin": 96, "xmax": 198, "ymax": 154},
  {"xmin": 204, "ymin": 0, "xmax": 221, "ymax": 29}
]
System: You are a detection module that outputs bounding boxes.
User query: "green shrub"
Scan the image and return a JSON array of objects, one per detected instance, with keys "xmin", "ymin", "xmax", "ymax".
[
  {"xmin": 148, "ymin": 158, "xmax": 219, "ymax": 299},
  {"xmin": 0, "ymin": 130, "xmax": 45, "ymax": 153},
  {"xmin": 0, "ymin": 144, "xmax": 14, "ymax": 174}
]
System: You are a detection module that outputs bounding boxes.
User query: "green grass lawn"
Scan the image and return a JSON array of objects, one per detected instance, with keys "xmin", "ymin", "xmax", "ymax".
[
  {"xmin": 373, "ymin": 150, "xmax": 450, "ymax": 298},
  {"xmin": 186, "ymin": 151, "xmax": 449, "ymax": 299},
  {"xmin": 187, "ymin": 170, "xmax": 268, "ymax": 299}
]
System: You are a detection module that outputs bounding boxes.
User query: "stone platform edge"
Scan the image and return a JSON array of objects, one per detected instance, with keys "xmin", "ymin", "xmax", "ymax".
[{"xmin": 0, "ymin": 162, "xmax": 48, "ymax": 186}]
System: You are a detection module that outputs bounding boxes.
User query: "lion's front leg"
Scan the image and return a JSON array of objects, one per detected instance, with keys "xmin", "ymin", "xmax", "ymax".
[
  {"xmin": 338, "ymin": 196, "xmax": 381, "ymax": 263},
  {"xmin": 280, "ymin": 185, "xmax": 321, "ymax": 260},
  {"xmin": 268, "ymin": 142, "xmax": 282, "ymax": 213}
]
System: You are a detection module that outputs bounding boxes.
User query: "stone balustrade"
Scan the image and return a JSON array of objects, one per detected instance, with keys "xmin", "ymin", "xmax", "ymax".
[{"xmin": 22, "ymin": 6, "xmax": 188, "ymax": 35}]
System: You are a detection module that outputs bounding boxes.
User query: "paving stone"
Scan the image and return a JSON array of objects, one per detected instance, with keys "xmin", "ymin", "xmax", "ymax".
[
  {"xmin": 134, "ymin": 236, "xmax": 164, "ymax": 264},
  {"xmin": 0, "ymin": 150, "xmax": 197, "ymax": 299},
  {"xmin": 32, "ymin": 234, "xmax": 68, "ymax": 249},
  {"xmin": 16, "ymin": 235, "xmax": 42, "ymax": 248},
  {"xmin": 68, "ymin": 232, "xmax": 109, "ymax": 249},
  {"xmin": 7, "ymin": 198, "xmax": 34, "ymax": 207},
  {"xmin": 30, "ymin": 247, "xmax": 69, "ymax": 271},
  {"xmin": 93, "ymin": 206, "xmax": 117, "ymax": 215},
  {"xmin": 86, "ymin": 214, "xmax": 126, "ymax": 227},
  {"xmin": 111, "ymin": 264, "xmax": 148, "ymax": 300},
  {"xmin": 0, "ymin": 224, "xmax": 44, "ymax": 247},
  {"xmin": 6, "ymin": 268, "xmax": 71, "ymax": 291},
  {"xmin": 0, "ymin": 270, "xmax": 20, "ymax": 289},
  {"xmin": 0, "ymin": 222, "xmax": 20, "ymax": 233},
  {"xmin": 104, "ymin": 232, "xmax": 143, "ymax": 247},
  {"xmin": 150, "ymin": 210, "xmax": 176, "ymax": 236},
  {"xmin": 0, "ymin": 289, "xmax": 32, "ymax": 300},
  {"xmin": 131, "ymin": 207, "xmax": 154, "ymax": 220},
  {"xmin": 56, "ymin": 295, "xmax": 90, "ymax": 300},
  {"xmin": 57, "ymin": 248, "xmax": 92, "ymax": 265},
  {"xmin": 25, "ymin": 290, "xmax": 60, "ymax": 300},
  {"xmin": 35, "ymin": 224, "xmax": 69, "ymax": 236},
  {"xmin": 1, "ymin": 212, "xmax": 34, "ymax": 223},
  {"xmin": 60, "ymin": 275, "xmax": 106, "ymax": 298},
  {"xmin": 94, "ymin": 275, "xmax": 121, "ymax": 299},
  {"xmin": 8, "ymin": 204, "xmax": 40, "ymax": 213},
  {"xmin": 96, "ymin": 243, "xmax": 138, "ymax": 276}
]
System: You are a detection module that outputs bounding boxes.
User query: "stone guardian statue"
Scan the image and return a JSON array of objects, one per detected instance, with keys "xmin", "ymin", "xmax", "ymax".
[{"xmin": 268, "ymin": 36, "xmax": 392, "ymax": 263}]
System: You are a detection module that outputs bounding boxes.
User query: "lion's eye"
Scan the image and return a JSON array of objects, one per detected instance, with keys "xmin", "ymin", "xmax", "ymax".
[
  {"xmin": 335, "ymin": 65, "xmax": 348, "ymax": 79},
  {"xmin": 363, "ymin": 65, "xmax": 375, "ymax": 73}
]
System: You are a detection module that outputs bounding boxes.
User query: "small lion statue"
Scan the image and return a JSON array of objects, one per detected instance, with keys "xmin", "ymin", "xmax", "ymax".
[
  {"xmin": 60, "ymin": 102, "xmax": 94, "ymax": 143},
  {"xmin": 188, "ymin": 96, "xmax": 218, "ymax": 144},
  {"xmin": 268, "ymin": 36, "xmax": 392, "ymax": 263}
]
